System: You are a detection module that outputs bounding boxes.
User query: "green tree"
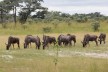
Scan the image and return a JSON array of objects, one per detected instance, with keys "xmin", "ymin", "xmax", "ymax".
[
  {"xmin": 0, "ymin": 0, "xmax": 20, "ymax": 27},
  {"xmin": 19, "ymin": 0, "xmax": 47, "ymax": 24},
  {"xmin": 0, "ymin": 1, "xmax": 9, "ymax": 28},
  {"xmin": 32, "ymin": 10, "xmax": 47, "ymax": 19}
]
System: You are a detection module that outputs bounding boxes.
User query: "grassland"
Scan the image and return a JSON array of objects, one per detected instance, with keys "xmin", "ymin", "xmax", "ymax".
[
  {"xmin": 0, "ymin": 21, "xmax": 108, "ymax": 72},
  {"xmin": 0, "ymin": 48, "xmax": 108, "ymax": 72},
  {"xmin": 0, "ymin": 20, "xmax": 108, "ymax": 35}
]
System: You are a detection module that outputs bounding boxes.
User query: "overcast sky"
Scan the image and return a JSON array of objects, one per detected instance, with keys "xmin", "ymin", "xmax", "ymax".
[{"xmin": 42, "ymin": 0, "xmax": 108, "ymax": 16}]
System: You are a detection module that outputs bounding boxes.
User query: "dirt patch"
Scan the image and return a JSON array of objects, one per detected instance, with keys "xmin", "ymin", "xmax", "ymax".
[
  {"xmin": 0, "ymin": 55, "xmax": 13, "ymax": 62},
  {"xmin": 46, "ymin": 50, "xmax": 108, "ymax": 59}
]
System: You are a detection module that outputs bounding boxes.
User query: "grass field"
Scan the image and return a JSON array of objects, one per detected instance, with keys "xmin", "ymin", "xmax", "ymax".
[
  {"xmin": 0, "ymin": 49, "xmax": 108, "ymax": 72},
  {"xmin": 0, "ymin": 20, "xmax": 108, "ymax": 35},
  {"xmin": 0, "ymin": 21, "xmax": 108, "ymax": 72}
]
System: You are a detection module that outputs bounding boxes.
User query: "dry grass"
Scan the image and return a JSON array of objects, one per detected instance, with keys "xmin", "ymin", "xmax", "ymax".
[{"xmin": 0, "ymin": 21, "xmax": 108, "ymax": 35}]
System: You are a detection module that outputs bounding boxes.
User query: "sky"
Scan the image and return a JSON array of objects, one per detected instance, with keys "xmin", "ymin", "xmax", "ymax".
[{"xmin": 42, "ymin": 0, "xmax": 108, "ymax": 16}]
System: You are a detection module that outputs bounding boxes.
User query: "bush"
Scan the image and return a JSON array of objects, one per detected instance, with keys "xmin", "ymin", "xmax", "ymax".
[
  {"xmin": 43, "ymin": 27, "xmax": 52, "ymax": 33},
  {"xmin": 27, "ymin": 19, "xmax": 33, "ymax": 24},
  {"xmin": 65, "ymin": 18, "xmax": 71, "ymax": 26},
  {"xmin": 22, "ymin": 24, "xmax": 28, "ymax": 29},
  {"xmin": 2, "ymin": 23, "xmax": 7, "ymax": 28},
  {"xmin": 52, "ymin": 19, "xmax": 59, "ymax": 28},
  {"xmin": 91, "ymin": 21, "xmax": 100, "ymax": 31}
]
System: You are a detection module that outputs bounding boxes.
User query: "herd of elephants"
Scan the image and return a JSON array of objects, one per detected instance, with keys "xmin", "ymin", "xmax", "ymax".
[{"xmin": 5, "ymin": 33, "xmax": 106, "ymax": 50}]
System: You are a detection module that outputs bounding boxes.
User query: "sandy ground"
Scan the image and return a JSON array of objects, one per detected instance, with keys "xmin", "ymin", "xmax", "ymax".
[{"xmin": 46, "ymin": 50, "xmax": 108, "ymax": 59}]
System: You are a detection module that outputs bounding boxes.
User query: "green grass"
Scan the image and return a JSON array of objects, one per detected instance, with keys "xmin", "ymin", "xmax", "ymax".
[
  {"xmin": 0, "ymin": 21, "xmax": 108, "ymax": 35},
  {"xmin": 0, "ymin": 49, "xmax": 108, "ymax": 72}
]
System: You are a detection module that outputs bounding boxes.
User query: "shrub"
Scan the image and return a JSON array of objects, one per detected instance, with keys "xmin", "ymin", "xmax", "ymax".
[
  {"xmin": 53, "ymin": 45, "xmax": 59, "ymax": 72},
  {"xmin": 22, "ymin": 24, "xmax": 28, "ymax": 29},
  {"xmin": 91, "ymin": 21, "xmax": 100, "ymax": 31},
  {"xmin": 2, "ymin": 23, "xmax": 7, "ymax": 28},
  {"xmin": 27, "ymin": 19, "xmax": 33, "ymax": 24},
  {"xmin": 65, "ymin": 18, "xmax": 71, "ymax": 26},
  {"xmin": 52, "ymin": 19, "xmax": 59, "ymax": 28},
  {"xmin": 43, "ymin": 27, "xmax": 52, "ymax": 33}
]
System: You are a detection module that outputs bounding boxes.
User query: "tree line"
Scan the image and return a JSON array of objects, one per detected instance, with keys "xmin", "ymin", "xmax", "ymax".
[
  {"xmin": 0, "ymin": 0, "xmax": 47, "ymax": 25},
  {"xmin": 0, "ymin": 0, "xmax": 108, "ymax": 31}
]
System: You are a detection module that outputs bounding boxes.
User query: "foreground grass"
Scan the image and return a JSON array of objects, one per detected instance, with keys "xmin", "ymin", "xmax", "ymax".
[{"xmin": 0, "ymin": 49, "xmax": 108, "ymax": 72}]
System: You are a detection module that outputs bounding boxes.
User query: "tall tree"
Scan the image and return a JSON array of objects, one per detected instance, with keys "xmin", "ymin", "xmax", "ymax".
[
  {"xmin": 19, "ymin": 0, "xmax": 47, "ymax": 24},
  {"xmin": 0, "ymin": 1, "xmax": 8, "ymax": 27},
  {"xmin": 3, "ymin": 0, "xmax": 20, "ymax": 26}
]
